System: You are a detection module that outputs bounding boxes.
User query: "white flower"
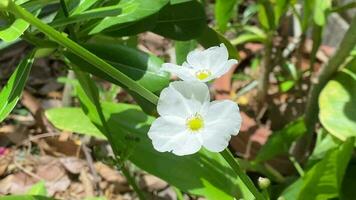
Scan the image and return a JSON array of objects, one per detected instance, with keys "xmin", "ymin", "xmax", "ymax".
[
  {"xmin": 148, "ymin": 81, "xmax": 242, "ymax": 156},
  {"xmin": 161, "ymin": 43, "xmax": 237, "ymax": 82}
]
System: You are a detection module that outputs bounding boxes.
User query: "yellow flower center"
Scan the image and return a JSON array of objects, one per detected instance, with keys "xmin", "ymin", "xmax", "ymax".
[
  {"xmin": 195, "ymin": 70, "xmax": 211, "ymax": 81},
  {"xmin": 186, "ymin": 114, "xmax": 204, "ymax": 132}
]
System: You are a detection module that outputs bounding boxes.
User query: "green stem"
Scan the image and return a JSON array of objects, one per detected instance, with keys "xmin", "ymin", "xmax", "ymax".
[
  {"xmin": 221, "ymin": 149, "xmax": 264, "ymax": 200},
  {"xmin": 289, "ymin": 156, "xmax": 304, "ymax": 177},
  {"xmin": 7, "ymin": 1, "xmax": 159, "ymax": 105},
  {"xmin": 121, "ymin": 163, "xmax": 146, "ymax": 200}
]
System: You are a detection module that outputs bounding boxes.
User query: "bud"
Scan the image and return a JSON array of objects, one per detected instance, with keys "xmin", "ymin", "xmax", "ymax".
[
  {"xmin": 258, "ymin": 177, "xmax": 271, "ymax": 189},
  {"xmin": 0, "ymin": 0, "xmax": 9, "ymax": 9}
]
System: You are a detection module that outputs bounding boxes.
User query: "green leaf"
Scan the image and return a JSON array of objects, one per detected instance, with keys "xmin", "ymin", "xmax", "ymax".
[
  {"xmin": 70, "ymin": 0, "xmax": 100, "ymax": 15},
  {"xmin": 215, "ymin": 0, "xmax": 239, "ymax": 32},
  {"xmin": 197, "ymin": 27, "xmax": 238, "ymax": 59},
  {"xmin": 280, "ymin": 137, "xmax": 355, "ymax": 200},
  {"xmin": 0, "ymin": 18, "xmax": 30, "ymax": 42},
  {"xmin": 175, "ymin": 40, "xmax": 197, "ymax": 65},
  {"xmin": 102, "ymin": 13, "xmax": 158, "ymax": 37},
  {"xmin": 230, "ymin": 33, "xmax": 266, "ymax": 46},
  {"xmin": 65, "ymin": 43, "xmax": 169, "ymax": 114},
  {"xmin": 45, "ymin": 102, "xmax": 254, "ymax": 199},
  {"xmin": 50, "ymin": 5, "xmax": 123, "ymax": 27},
  {"xmin": 297, "ymin": 137, "xmax": 354, "ymax": 200},
  {"xmin": 254, "ymin": 118, "xmax": 306, "ymax": 162},
  {"xmin": 313, "ymin": 0, "xmax": 332, "ymax": 26},
  {"xmin": 88, "ymin": 0, "xmax": 169, "ymax": 35},
  {"xmin": 341, "ymin": 162, "xmax": 356, "ymax": 200},
  {"xmin": 319, "ymin": 58, "xmax": 356, "ymax": 141},
  {"xmin": 0, "ymin": 195, "xmax": 54, "ymax": 200},
  {"xmin": 45, "ymin": 107, "xmax": 105, "ymax": 139},
  {"xmin": 27, "ymin": 181, "xmax": 47, "ymax": 196},
  {"xmin": 152, "ymin": 0, "xmax": 207, "ymax": 40},
  {"xmin": 0, "ymin": 51, "xmax": 35, "ymax": 122}
]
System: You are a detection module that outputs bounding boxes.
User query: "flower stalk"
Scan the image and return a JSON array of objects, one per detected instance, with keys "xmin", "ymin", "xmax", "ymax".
[{"xmin": 220, "ymin": 149, "xmax": 264, "ymax": 200}]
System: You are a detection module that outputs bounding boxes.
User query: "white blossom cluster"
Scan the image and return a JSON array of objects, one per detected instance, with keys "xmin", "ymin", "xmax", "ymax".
[{"xmin": 148, "ymin": 44, "xmax": 242, "ymax": 156}]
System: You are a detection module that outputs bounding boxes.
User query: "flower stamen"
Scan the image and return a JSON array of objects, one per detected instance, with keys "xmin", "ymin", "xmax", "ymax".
[
  {"xmin": 186, "ymin": 113, "xmax": 204, "ymax": 132},
  {"xmin": 195, "ymin": 69, "xmax": 211, "ymax": 81}
]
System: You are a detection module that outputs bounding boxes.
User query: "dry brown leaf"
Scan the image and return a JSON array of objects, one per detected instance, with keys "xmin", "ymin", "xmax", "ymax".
[
  {"xmin": 141, "ymin": 174, "xmax": 168, "ymax": 192},
  {"xmin": 36, "ymin": 157, "xmax": 70, "ymax": 195},
  {"xmin": 0, "ymin": 125, "xmax": 29, "ymax": 145},
  {"xmin": 0, "ymin": 152, "xmax": 12, "ymax": 176},
  {"xmin": 79, "ymin": 169, "xmax": 94, "ymax": 197},
  {"xmin": 60, "ymin": 157, "xmax": 86, "ymax": 174},
  {"xmin": 0, "ymin": 173, "xmax": 37, "ymax": 195},
  {"xmin": 94, "ymin": 162, "xmax": 125, "ymax": 183}
]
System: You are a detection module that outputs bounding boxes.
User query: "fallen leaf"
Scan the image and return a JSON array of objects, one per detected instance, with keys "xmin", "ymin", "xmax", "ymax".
[
  {"xmin": 141, "ymin": 174, "xmax": 168, "ymax": 192},
  {"xmin": 60, "ymin": 157, "xmax": 86, "ymax": 174}
]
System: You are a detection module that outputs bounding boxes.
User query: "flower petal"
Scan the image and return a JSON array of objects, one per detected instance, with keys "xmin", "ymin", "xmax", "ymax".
[
  {"xmin": 186, "ymin": 50, "xmax": 207, "ymax": 69},
  {"xmin": 148, "ymin": 116, "xmax": 186, "ymax": 152},
  {"xmin": 201, "ymin": 100, "xmax": 241, "ymax": 152},
  {"xmin": 171, "ymin": 133, "xmax": 202, "ymax": 156},
  {"xmin": 204, "ymin": 100, "xmax": 242, "ymax": 135},
  {"xmin": 157, "ymin": 81, "xmax": 210, "ymax": 118},
  {"xmin": 211, "ymin": 59, "xmax": 238, "ymax": 79},
  {"xmin": 202, "ymin": 124, "xmax": 234, "ymax": 152},
  {"xmin": 206, "ymin": 43, "xmax": 229, "ymax": 70},
  {"xmin": 161, "ymin": 63, "xmax": 196, "ymax": 81},
  {"xmin": 148, "ymin": 116, "xmax": 202, "ymax": 156},
  {"xmin": 169, "ymin": 81, "xmax": 210, "ymax": 104}
]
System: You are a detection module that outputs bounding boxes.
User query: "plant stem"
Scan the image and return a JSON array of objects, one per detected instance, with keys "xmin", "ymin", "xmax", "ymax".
[
  {"xmin": 7, "ymin": 1, "xmax": 159, "ymax": 105},
  {"xmin": 220, "ymin": 149, "xmax": 264, "ymax": 200},
  {"xmin": 121, "ymin": 164, "xmax": 146, "ymax": 200},
  {"xmin": 257, "ymin": 32, "xmax": 273, "ymax": 108},
  {"xmin": 289, "ymin": 156, "xmax": 304, "ymax": 177}
]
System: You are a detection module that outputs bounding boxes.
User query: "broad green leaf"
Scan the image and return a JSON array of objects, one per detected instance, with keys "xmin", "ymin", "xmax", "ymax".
[
  {"xmin": 254, "ymin": 118, "xmax": 306, "ymax": 162},
  {"xmin": 0, "ymin": 51, "xmax": 35, "ymax": 122},
  {"xmin": 319, "ymin": 58, "xmax": 356, "ymax": 141},
  {"xmin": 197, "ymin": 27, "xmax": 238, "ymax": 59},
  {"xmin": 46, "ymin": 102, "xmax": 254, "ymax": 199},
  {"xmin": 175, "ymin": 40, "xmax": 197, "ymax": 65},
  {"xmin": 65, "ymin": 43, "xmax": 169, "ymax": 114},
  {"xmin": 88, "ymin": 0, "xmax": 169, "ymax": 35},
  {"xmin": 152, "ymin": 0, "xmax": 207, "ymax": 40},
  {"xmin": 215, "ymin": 0, "xmax": 239, "ymax": 32},
  {"xmin": 27, "ymin": 181, "xmax": 47, "ymax": 196},
  {"xmin": 280, "ymin": 137, "xmax": 355, "ymax": 200},
  {"xmin": 297, "ymin": 137, "xmax": 354, "ymax": 200},
  {"xmin": 0, "ymin": 195, "xmax": 54, "ymax": 200},
  {"xmin": 45, "ymin": 107, "xmax": 103, "ymax": 138}
]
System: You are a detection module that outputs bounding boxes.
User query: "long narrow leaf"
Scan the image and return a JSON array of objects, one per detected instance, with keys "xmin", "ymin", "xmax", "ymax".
[{"xmin": 0, "ymin": 50, "xmax": 35, "ymax": 122}]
